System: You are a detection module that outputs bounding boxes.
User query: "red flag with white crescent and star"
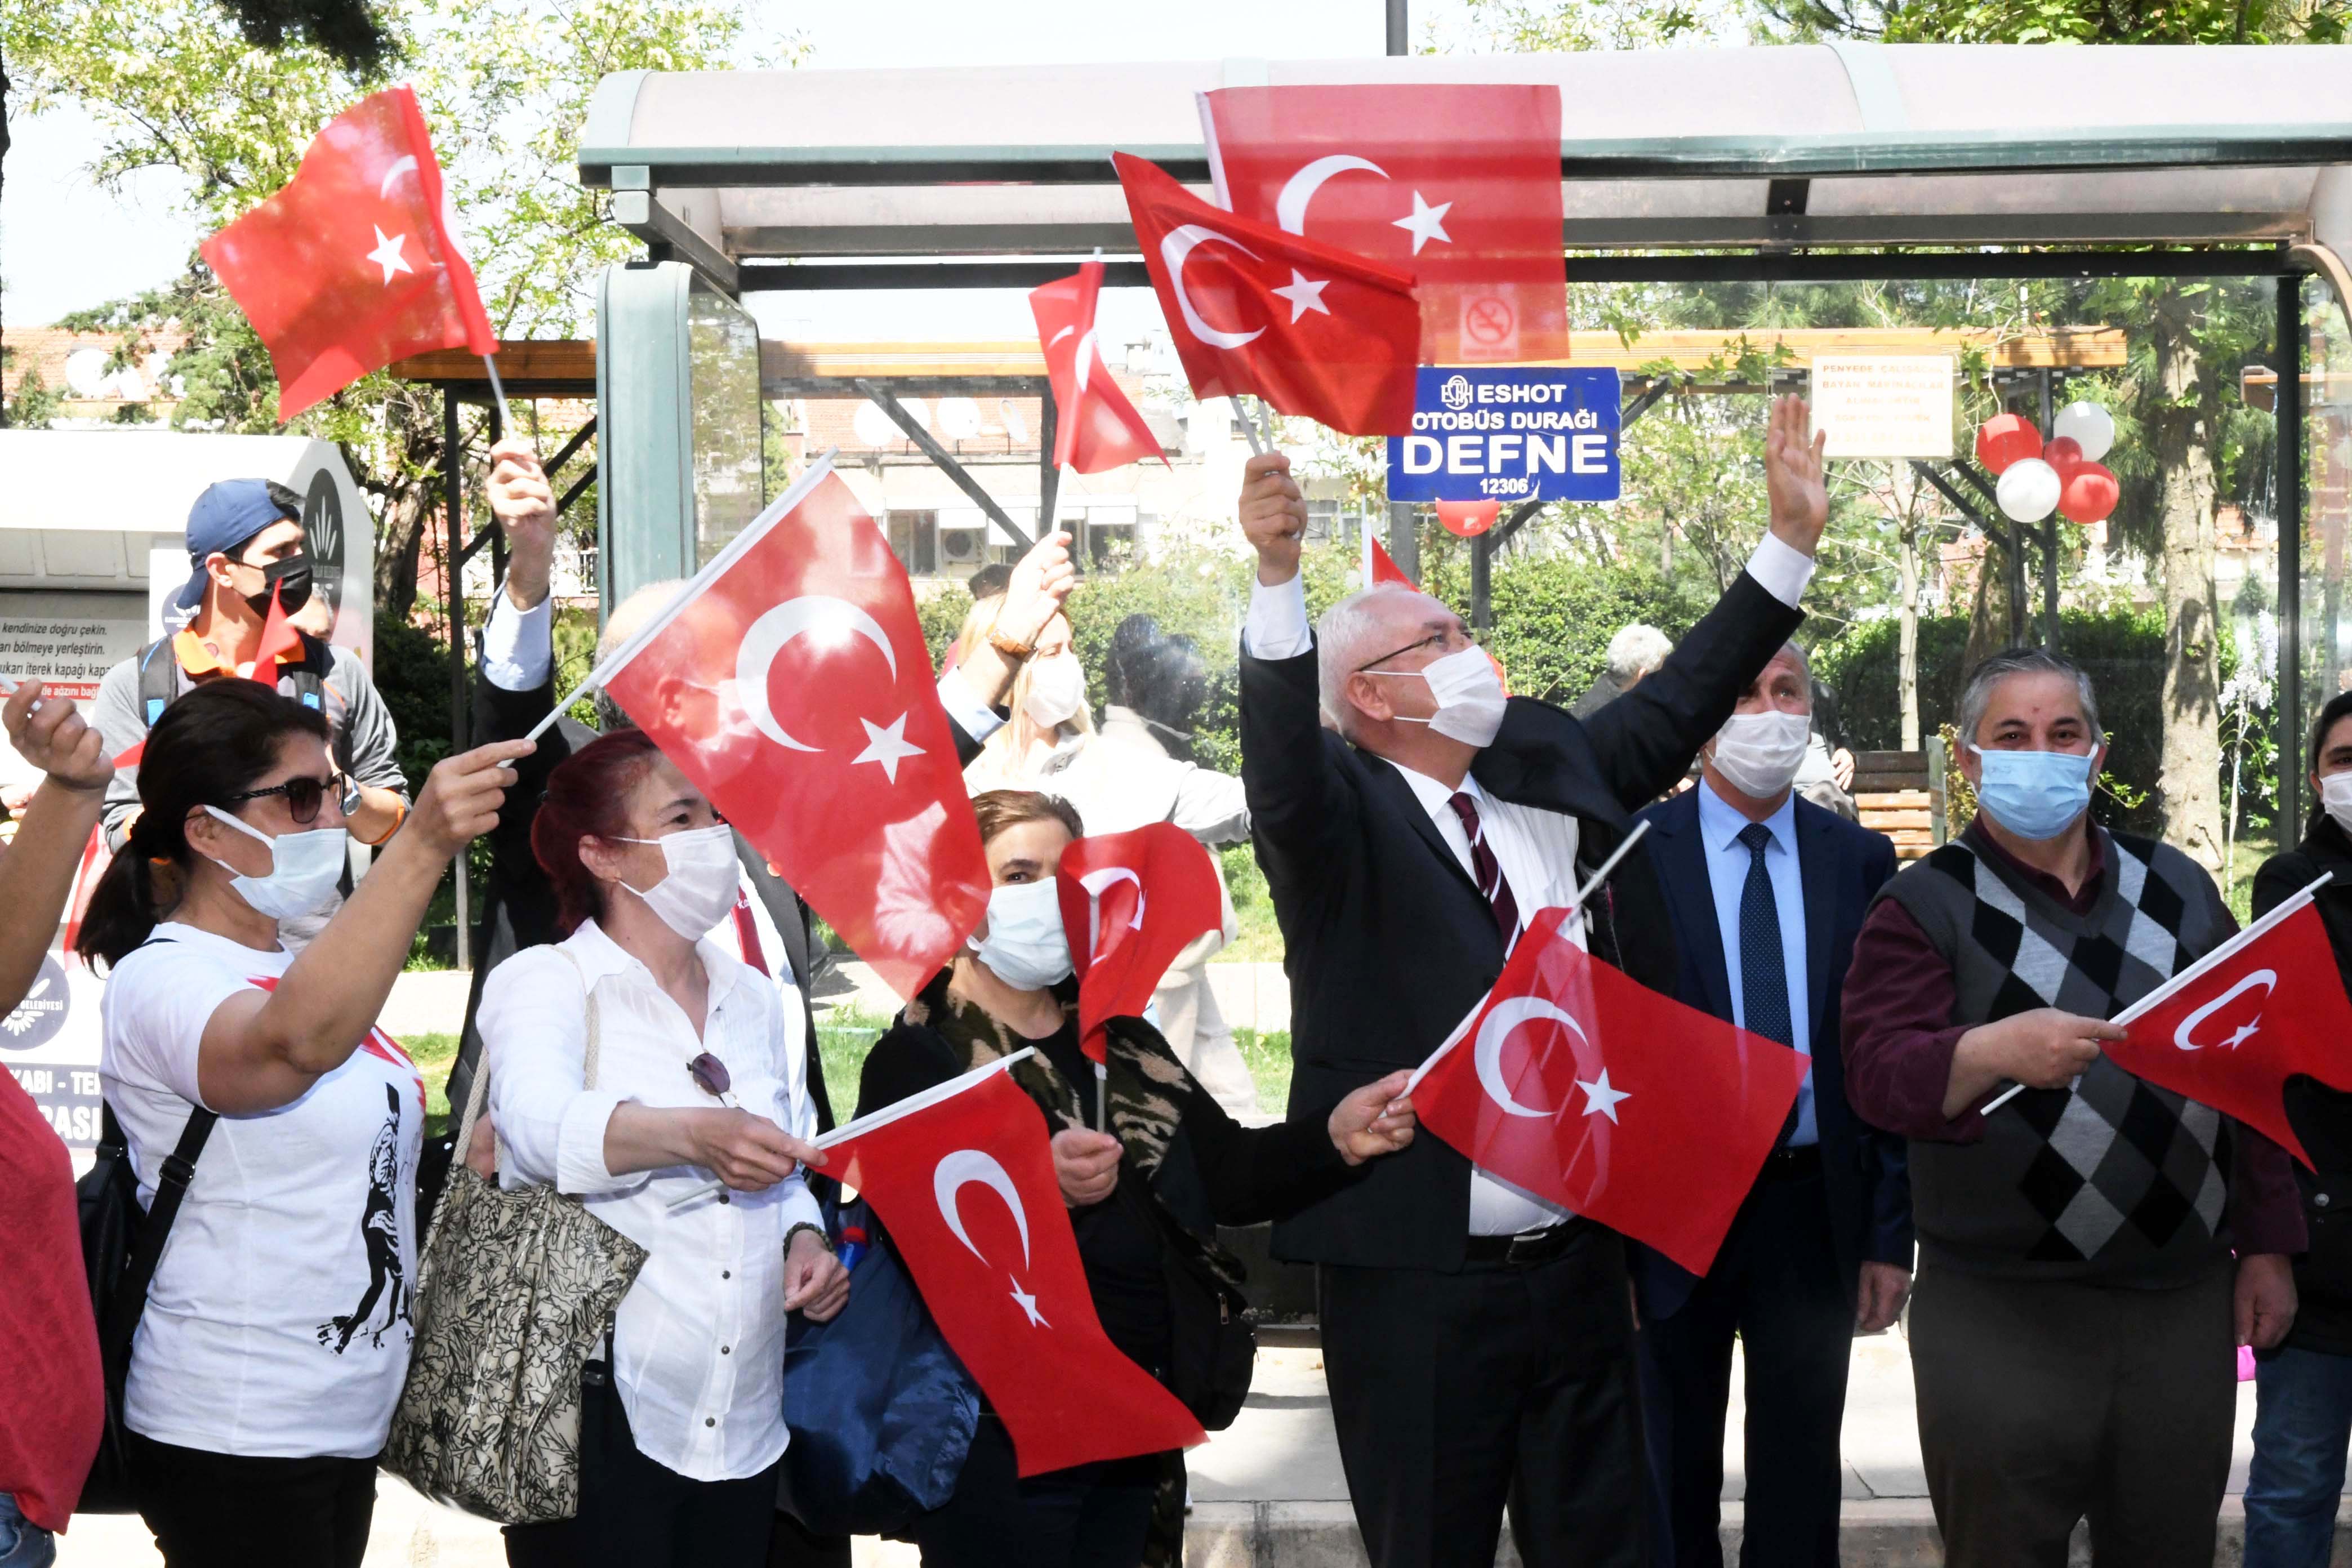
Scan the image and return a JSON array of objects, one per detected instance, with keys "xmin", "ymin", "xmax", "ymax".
[
  {"xmin": 1055, "ymin": 824, "xmax": 1225, "ymax": 1065},
  {"xmin": 1199, "ymin": 85, "xmax": 1568, "ymax": 365},
  {"xmin": 1030, "ymin": 261, "xmax": 1166, "ymax": 474},
  {"xmin": 201, "ymin": 83, "xmax": 496, "ymax": 422},
  {"xmin": 2103, "ymin": 885, "xmax": 2352, "ymax": 1168},
  {"xmin": 1406, "ymin": 906, "xmax": 1808, "ymax": 1274},
  {"xmin": 595, "ymin": 456, "xmax": 990, "ymax": 1000},
  {"xmin": 1116, "ymin": 153, "xmax": 1420, "ymax": 438},
  {"xmin": 821, "ymin": 1057, "xmax": 1206, "ymax": 1475}
]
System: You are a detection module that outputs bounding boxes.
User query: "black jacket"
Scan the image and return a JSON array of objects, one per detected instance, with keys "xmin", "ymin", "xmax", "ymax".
[
  {"xmin": 2252, "ymin": 818, "xmax": 2352, "ymax": 1355},
  {"xmin": 1242, "ymin": 569, "xmax": 1802, "ymax": 1272},
  {"xmin": 1629, "ymin": 786, "xmax": 1913, "ymax": 1318}
]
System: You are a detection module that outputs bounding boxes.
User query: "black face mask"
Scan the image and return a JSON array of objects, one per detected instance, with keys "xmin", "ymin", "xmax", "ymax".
[{"xmin": 240, "ymin": 554, "xmax": 315, "ymax": 618}]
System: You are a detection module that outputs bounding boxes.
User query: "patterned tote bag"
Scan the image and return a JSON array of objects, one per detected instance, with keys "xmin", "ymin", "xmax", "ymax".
[{"xmin": 383, "ymin": 951, "xmax": 649, "ymax": 1522}]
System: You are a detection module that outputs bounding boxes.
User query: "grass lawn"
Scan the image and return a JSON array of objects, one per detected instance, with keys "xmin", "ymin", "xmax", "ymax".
[{"xmin": 2221, "ymin": 823, "xmax": 2280, "ymax": 927}]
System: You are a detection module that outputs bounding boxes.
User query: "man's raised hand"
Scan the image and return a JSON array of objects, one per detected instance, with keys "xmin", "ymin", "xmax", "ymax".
[
  {"xmin": 1764, "ymin": 394, "xmax": 1829, "ymax": 558},
  {"xmin": 1240, "ymin": 452, "xmax": 1307, "ymax": 585},
  {"xmin": 486, "ymin": 438, "xmax": 556, "ymax": 612}
]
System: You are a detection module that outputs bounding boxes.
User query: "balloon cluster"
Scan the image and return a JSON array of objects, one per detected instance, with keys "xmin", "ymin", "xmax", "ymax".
[{"xmin": 1975, "ymin": 403, "xmax": 2119, "ymax": 526}]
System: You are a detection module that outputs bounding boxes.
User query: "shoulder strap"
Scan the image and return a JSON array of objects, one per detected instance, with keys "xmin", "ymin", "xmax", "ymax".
[
  {"xmin": 101, "ymin": 1103, "xmax": 218, "ymax": 1354},
  {"xmin": 452, "ymin": 946, "xmax": 602, "ymax": 1169},
  {"xmin": 136, "ymin": 638, "xmax": 178, "ymax": 730}
]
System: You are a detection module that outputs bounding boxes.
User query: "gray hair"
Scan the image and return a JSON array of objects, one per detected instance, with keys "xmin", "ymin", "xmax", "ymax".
[
  {"xmin": 1606, "ymin": 623, "xmax": 1673, "ymax": 685},
  {"xmin": 1315, "ymin": 584, "xmax": 1433, "ymax": 741},
  {"xmin": 1955, "ymin": 647, "xmax": 2101, "ymax": 747},
  {"xmin": 589, "ymin": 579, "xmax": 687, "ymax": 731}
]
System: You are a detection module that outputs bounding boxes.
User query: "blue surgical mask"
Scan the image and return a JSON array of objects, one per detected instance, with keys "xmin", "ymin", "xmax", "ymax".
[{"xmin": 1969, "ymin": 745, "xmax": 2096, "ymax": 841}]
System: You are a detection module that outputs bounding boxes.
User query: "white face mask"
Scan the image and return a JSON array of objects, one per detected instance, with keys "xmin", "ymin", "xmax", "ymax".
[
  {"xmin": 1023, "ymin": 654, "xmax": 1088, "ymax": 730},
  {"xmin": 1363, "ymin": 644, "xmax": 1508, "ymax": 748},
  {"xmin": 201, "ymin": 806, "xmax": 347, "ymax": 922},
  {"xmin": 969, "ymin": 879, "xmax": 1073, "ymax": 990},
  {"xmin": 611, "ymin": 823, "xmax": 741, "ymax": 941},
  {"xmin": 2323, "ymin": 772, "xmax": 2352, "ymax": 836},
  {"xmin": 1708, "ymin": 709, "xmax": 1813, "ymax": 800}
]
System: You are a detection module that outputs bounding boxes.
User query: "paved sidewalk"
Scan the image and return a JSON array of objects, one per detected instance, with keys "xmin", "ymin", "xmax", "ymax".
[{"xmin": 58, "ymin": 1332, "xmax": 2292, "ymax": 1567}]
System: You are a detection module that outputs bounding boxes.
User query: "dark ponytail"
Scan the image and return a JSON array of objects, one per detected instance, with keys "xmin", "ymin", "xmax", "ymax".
[{"xmin": 76, "ymin": 681, "xmax": 329, "ymax": 970}]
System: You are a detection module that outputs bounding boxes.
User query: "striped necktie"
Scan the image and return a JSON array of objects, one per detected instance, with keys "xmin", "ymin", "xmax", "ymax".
[{"xmin": 1447, "ymin": 791, "xmax": 1520, "ymax": 940}]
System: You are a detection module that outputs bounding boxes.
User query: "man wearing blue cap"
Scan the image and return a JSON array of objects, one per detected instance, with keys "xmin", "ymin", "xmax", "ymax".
[{"xmin": 91, "ymin": 478, "xmax": 410, "ymax": 939}]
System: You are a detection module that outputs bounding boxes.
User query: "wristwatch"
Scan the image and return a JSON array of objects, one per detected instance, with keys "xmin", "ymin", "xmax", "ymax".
[{"xmin": 987, "ymin": 625, "xmax": 1037, "ymax": 661}]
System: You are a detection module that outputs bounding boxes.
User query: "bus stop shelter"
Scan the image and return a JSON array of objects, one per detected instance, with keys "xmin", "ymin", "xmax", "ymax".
[{"xmin": 570, "ymin": 42, "xmax": 2352, "ymax": 836}]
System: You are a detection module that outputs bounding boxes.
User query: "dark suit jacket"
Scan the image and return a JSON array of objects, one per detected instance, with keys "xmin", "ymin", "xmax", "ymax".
[
  {"xmin": 1245, "ymin": 571, "xmax": 1802, "ymax": 1273},
  {"xmin": 1631, "ymin": 786, "xmax": 1914, "ymax": 1320}
]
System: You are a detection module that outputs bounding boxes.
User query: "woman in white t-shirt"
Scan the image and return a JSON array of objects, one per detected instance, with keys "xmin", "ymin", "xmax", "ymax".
[
  {"xmin": 479, "ymin": 729, "xmax": 847, "ymax": 1568},
  {"xmin": 76, "ymin": 679, "xmax": 527, "ymax": 1568}
]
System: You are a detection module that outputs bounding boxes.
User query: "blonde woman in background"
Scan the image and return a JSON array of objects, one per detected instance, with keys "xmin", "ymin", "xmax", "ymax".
[{"xmin": 961, "ymin": 598, "xmax": 1095, "ymax": 794}]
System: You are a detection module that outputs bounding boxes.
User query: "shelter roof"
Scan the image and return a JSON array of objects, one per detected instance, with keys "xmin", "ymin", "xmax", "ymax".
[{"xmin": 578, "ymin": 45, "xmax": 2352, "ymax": 261}]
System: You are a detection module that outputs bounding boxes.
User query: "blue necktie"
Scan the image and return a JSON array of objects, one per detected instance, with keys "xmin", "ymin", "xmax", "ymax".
[{"xmin": 1736, "ymin": 822, "xmax": 1798, "ymax": 1146}]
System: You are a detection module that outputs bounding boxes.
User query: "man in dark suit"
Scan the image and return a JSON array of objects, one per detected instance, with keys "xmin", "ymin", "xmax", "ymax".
[
  {"xmin": 1236, "ymin": 397, "xmax": 1831, "ymax": 1568},
  {"xmin": 1631, "ymin": 643, "xmax": 1913, "ymax": 1568}
]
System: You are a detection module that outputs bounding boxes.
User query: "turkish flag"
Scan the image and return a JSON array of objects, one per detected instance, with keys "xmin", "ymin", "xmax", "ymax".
[
  {"xmin": 1364, "ymin": 533, "xmax": 1416, "ymax": 589},
  {"xmin": 2105, "ymin": 889, "xmax": 2352, "ymax": 1168},
  {"xmin": 1200, "ymin": 85, "xmax": 1567, "ymax": 365},
  {"xmin": 1116, "ymin": 153, "xmax": 1420, "ymax": 438},
  {"xmin": 1407, "ymin": 907, "xmax": 1808, "ymax": 1274},
  {"xmin": 202, "ymin": 84, "xmax": 496, "ymax": 422},
  {"xmin": 1030, "ymin": 261, "xmax": 1165, "ymax": 474},
  {"xmin": 596, "ymin": 458, "xmax": 989, "ymax": 1000},
  {"xmin": 1055, "ymin": 824, "xmax": 1224, "ymax": 1064},
  {"xmin": 823, "ymin": 1058, "xmax": 1206, "ymax": 1475}
]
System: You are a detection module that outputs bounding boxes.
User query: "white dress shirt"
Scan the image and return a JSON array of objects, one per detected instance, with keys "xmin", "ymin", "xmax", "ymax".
[
  {"xmin": 1695, "ymin": 779, "xmax": 1816, "ymax": 1144},
  {"xmin": 1237, "ymin": 531, "xmax": 1815, "ymax": 1235},
  {"xmin": 480, "ymin": 919, "xmax": 822, "ymax": 1481}
]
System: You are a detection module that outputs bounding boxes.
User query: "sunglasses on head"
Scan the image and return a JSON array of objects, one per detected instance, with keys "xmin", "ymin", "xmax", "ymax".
[{"xmin": 219, "ymin": 770, "xmax": 360, "ymax": 826}]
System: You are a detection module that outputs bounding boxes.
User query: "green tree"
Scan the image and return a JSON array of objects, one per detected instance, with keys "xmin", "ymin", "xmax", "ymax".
[{"xmin": 1, "ymin": 0, "xmax": 791, "ymax": 616}]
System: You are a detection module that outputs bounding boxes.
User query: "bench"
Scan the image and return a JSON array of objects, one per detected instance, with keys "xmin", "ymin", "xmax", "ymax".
[{"xmin": 1852, "ymin": 741, "xmax": 1949, "ymax": 861}]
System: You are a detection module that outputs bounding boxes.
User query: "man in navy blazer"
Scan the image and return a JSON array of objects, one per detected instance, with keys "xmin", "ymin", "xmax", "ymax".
[{"xmin": 1632, "ymin": 644, "xmax": 1914, "ymax": 1568}]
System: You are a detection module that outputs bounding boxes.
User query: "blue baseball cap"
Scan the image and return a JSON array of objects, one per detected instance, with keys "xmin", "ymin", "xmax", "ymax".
[{"xmin": 175, "ymin": 479, "xmax": 300, "ymax": 612}]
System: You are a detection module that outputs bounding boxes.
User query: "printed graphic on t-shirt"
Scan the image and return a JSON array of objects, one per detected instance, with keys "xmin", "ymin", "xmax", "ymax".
[{"xmin": 318, "ymin": 1080, "xmax": 412, "ymax": 1353}]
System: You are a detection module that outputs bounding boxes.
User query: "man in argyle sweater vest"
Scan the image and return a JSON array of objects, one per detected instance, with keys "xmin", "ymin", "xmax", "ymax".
[{"xmin": 1842, "ymin": 648, "xmax": 2305, "ymax": 1568}]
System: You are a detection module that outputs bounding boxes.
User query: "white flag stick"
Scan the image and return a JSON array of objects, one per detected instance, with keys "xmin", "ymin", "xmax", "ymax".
[
  {"xmin": 483, "ymin": 354, "xmax": 515, "ymax": 438},
  {"xmin": 1401, "ymin": 819, "xmax": 1653, "ymax": 1099},
  {"xmin": 1980, "ymin": 869, "xmax": 2333, "ymax": 1115},
  {"xmin": 1095, "ymin": 1061, "xmax": 1109, "ymax": 1133},
  {"xmin": 1233, "ymin": 397, "xmax": 1267, "ymax": 457},
  {"xmin": 525, "ymin": 448, "xmax": 841, "ymax": 743},
  {"xmin": 666, "ymin": 1049, "xmax": 1035, "ymax": 1213}
]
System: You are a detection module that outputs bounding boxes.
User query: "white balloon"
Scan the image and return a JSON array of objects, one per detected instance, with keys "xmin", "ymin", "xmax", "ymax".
[
  {"xmin": 1997, "ymin": 457, "xmax": 2063, "ymax": 523},
  {"xmin": 2052, "ymin": 401, "xmax": 2115, "ymax": 463}
]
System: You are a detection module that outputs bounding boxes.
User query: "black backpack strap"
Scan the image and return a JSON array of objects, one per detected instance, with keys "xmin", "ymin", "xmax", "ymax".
[{"xmin": 100, "ymin": 1104, "xmax": 218, "ymax": 1357}]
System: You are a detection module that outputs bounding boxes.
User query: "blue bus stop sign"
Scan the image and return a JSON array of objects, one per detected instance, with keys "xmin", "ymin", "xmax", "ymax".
[{"xmin": 1386, "ymin": 366, "xmax": 1622, "ymax": 504}]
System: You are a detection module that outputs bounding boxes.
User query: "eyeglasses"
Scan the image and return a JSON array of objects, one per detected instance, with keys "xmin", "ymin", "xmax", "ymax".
[
  {"xmin": 1356, "ymin": 627, "xmax": 1470, "ymax": 674},
  {"xmin": 219, "ymin": 770, "xmax": 360, "ymax": 826}
]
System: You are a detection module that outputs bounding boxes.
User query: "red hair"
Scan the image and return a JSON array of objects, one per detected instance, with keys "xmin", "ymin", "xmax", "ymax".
[{"xmin": 532, "ymin": 729, "xmax": 664, "ymax": 937}]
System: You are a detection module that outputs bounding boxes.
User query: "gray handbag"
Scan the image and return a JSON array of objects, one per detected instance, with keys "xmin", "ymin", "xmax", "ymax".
[{"xmin": 382, "ymin": 951, "xmax": 649, "ymax": 1523}]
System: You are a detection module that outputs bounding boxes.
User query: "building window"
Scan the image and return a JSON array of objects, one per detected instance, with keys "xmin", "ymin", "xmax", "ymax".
[
  {"xmin": 1305, "ymin": 499, "xmax": 1340, "ymax": 541},
  {"xmin": 1087, "ymin": 524, "xmax": 1137, "ymax": 567},
  {"xmin": 889, "ymin": 511, "xmax": 939, "ymax": 576}
]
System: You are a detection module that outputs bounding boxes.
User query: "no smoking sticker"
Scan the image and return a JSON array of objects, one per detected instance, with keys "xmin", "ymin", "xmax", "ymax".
[{"xmin": 1458, "ymin": 289, "xmax": 1521, "ymax": 362}]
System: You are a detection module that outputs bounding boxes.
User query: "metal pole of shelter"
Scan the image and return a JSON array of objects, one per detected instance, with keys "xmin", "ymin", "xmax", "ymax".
[
  {"xmin": 442, "ymin": 388, "xmax": 473, "ymax": 971},
  {"xmin": 1471, "ymin": 534, "xmax": 1493, "ymax": 634},
  {"xmin": 1386, "ymin": 0, "xmax": 1408, "ymax": 55},
  {"xmin": 2279, "ymin": 273, "xmax": 2306, "ymax": 850},
  {"xmin": 1383, "ymin": 0, "xmax": 1416, "ymax": 585},
  {"xmin": 2040, "ymin": 368, "xmax": 2060, "ymax": 651}
]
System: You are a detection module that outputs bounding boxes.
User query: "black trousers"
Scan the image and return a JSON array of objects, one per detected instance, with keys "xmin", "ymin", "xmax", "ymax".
[
  {"xmin": 1320, "ymin": 1220, "xmax": 1648, "ymax": 1568},
  {"xmin": 127, "ymin": 1431, "xmax": 377, "ymax": 1568},
  {"xmin": 1643, "ymin": 1165, "xmax": 1854, "ymax": 1568},
  {"xmin": 504, "ymin": 1369, "xmax": 781, "ymax": 1568},
  {"xmin": 908, "ymin": 1413, "xmax": 1161, "ymax": 1568}
]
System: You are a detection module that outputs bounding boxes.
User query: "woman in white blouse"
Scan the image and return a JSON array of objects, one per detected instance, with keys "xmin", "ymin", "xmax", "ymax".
[{"xmin": 477, "ymin": 729, "xmax": 848, "ymax": 1568}]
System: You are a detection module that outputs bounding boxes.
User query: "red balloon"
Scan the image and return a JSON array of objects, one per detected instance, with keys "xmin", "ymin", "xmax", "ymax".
[
  {"xmin": 1435, "ymin": 499, "xmax": 1502, "ymax": 537},
  {"xmin": 2059, "ymin": 462, "xmax": 2119, "ymax": 524},
  {"xmin": 1975, "ymin": 412, "xmax": 2043, "ymax": 476},
  {"xmin": 2044, "ymin": 435, "xmax": 2086, "ymax": 484}
]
